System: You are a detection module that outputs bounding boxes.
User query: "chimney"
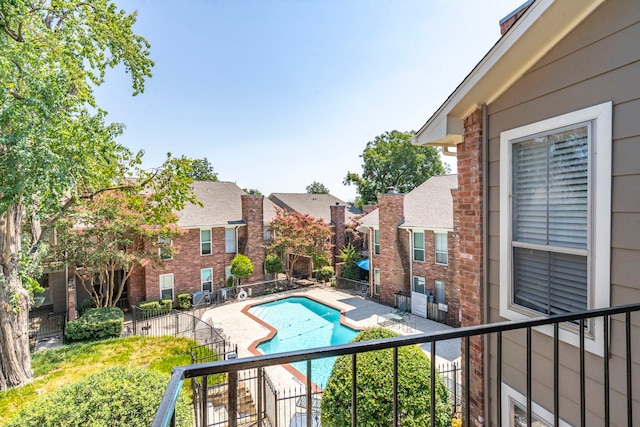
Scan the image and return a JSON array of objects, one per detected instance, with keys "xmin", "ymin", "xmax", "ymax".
[
  {"xmin": 330, "ymin": 203, "xmax": 346, "ymax": 265},
  {"xmin": 499, "ymin": 0, "xmax": 533, "ymax": 35},
  {"xmin": 377, "ymin": 191, "xmax": 407, "ymax": 306},
  {"xmin": 241, "ymin": 194, "xmax": 265, "ymax": 282}
]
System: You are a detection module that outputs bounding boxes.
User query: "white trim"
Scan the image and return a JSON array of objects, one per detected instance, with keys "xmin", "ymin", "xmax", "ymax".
[
  {"xmin": 225, "ymin": 227, "xmax": 236, "ymax": 254},
  {"xmin": 158, "ymin": 235, "xmax": 173, "ymax": 261},
  {"xmin": 435, "ymin": 232, "xmax": 448, "ymax": 266},
  {"xmin": 413, "ymin": 0, "xmax": 605, "ymax": 148},
  {"xmin": 499, "ymin": 102, "xmax": 612, "ymax": 356},
  {"xmin": 159, "ymin": 273, "xmax": 174, "ymax": 300},
  {"xmin": 200, "ymin": 228, "xmax": 212, "ymax": 256},
  {"xmin": 201, "ymin": 267, "xmax": 213, "ymax": 293},
  {"xmin": 412, "ymin": 230, "xmax": 425, "ymax": 263},
  {"xmin": 501, "ymin": 383, "xmax": 570, "ymax": 426}
]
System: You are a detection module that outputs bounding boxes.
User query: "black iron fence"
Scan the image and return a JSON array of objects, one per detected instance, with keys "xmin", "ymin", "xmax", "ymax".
[
  {"xmin": 152, "ymin": 303, "xmax": 640, "ymax": 427},
  {"xmin": 131, "ymin": 306, "xmax": 224, "ymax": 344},
  {"xmin": 28, "ymin": 309, "xmax": 65, "ymax": 345}
]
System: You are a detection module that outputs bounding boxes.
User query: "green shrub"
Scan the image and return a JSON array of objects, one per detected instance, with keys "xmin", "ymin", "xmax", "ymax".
[
  {"xmin": 314, "ymin": 265, "xmax": 334, "ymax": 282},
  {"xmin": 76, "ymin": 298, "xmax": 96, "ymax": 317},
  {"xmin": 321, "ymin": 327, "xmax": 451, "ymax": 427},
  {"xmin": 139, "ymin": 299, "xmax": 172, "ymax": 311},
  {"xmin": 226, "ymin": 275, "xmax": 235, "ymax": 287},
  {"xmin": 177, "ymin": 292, "xmax": 192, "ymax": 309},
  {"xmin": 265, "ymin": 253, "xmax": 283, "ymax": 275},
  {"xmin": 231, "ymin": 254, "xmax": 254, "ymax": 285},
  {"xmin": 5, "ymin": 366, "xmax": 191, "ymax": 427},
  {"xmin": 65, "ymin": 307, "xmax": 124, "ymax": 343}
]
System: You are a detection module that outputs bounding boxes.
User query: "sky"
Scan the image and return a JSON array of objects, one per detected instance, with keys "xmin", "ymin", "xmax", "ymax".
[{"xmin": 95, "ymin": 0, "xmax": 526, "ymax": 202}]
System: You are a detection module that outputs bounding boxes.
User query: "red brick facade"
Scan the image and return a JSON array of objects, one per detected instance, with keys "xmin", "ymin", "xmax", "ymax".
[
  {"xmin": 410, "ymin": 229, "xmax": 460, "ymax": 327},
  {"xmin": 127, "ymin": 195, "xmax": 269, "ymax": 304},
  {"xmin": 330, "ymin": 203, "xmax": 346, "ymax": 265},
  {"xmin": 240, "ymin": 194, "xmax": 267, "ymax": 283},
  {"xmin": 377, "ymin": 192, "xmax": 409, "ymax": 306},
  {"xmin": 455, "ymin": 108, "xmax": 485, "ymax": 425}
]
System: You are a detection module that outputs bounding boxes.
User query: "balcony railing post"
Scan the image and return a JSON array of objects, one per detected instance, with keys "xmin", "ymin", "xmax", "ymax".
[
  {"xmin": 201, "ymin": 375, "xmax": 208, "ymax": 427},
  {"xmin": 626, "ymin": 312, "xmax": 633, "ymax": 426},
  {"xmin": 604, "ymin": 315, "xmax": 610, "ymax": 427},
  {"xmin": 580, "ymin": 319, "xmax": 585, "ymax": 427},
  {"xmin": 554, "ymin": 322, "xmax": 559, "ymax": 427},
  {"xmin": 351, "ymin": 353, "xmax": 357, "ymax": 427},
  {"xmin": 393, "ymin": 347, "xmax": 398, "ymax": 427},
  {"xmin": 306, "ymin": 360, "xmax": 312, "ymax": 427},
  {"xmin": 430, "ymin": 341, "xmax": 436, "ymax": 427},
  {"xmin": 526, "ymin": 327, "xmax": 532, "ymax": 427},
  {"xmin": 496, "ymin": 332, "xmax": 502, "ymax": 427}
]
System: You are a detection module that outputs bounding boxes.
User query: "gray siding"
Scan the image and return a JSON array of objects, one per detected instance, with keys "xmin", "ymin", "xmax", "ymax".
[{"xmin": 486, "ymin": 0, "xmax": 640, "ymax": 424}]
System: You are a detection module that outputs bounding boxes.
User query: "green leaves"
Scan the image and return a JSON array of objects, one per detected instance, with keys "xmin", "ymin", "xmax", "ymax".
[
  {"xmin": 321, "ymin": 327, "xmax": 452, "ymax": 426},
  {"xmin": 344, "ymin": 130, "xmax": 447, "ymax": 207},
  {"xmin": 230, "ymin": 253, "xmax": 254, "ymax": 285}
]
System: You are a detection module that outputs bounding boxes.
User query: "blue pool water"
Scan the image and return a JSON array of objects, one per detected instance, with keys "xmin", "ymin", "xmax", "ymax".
[{"xmin": 248, "ymin": 296, "xmax": 358, "ymax": 387}]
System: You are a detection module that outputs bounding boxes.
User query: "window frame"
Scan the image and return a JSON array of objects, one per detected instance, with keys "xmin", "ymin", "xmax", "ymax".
[
  {"xmin": 158, "ymin": 235, "xmax": 173, "ymax": 261},
  {"xmin": 225, "ymin": 228, "xmax": 236, "ymax": 254},
  {"xmin": 201, "ymin": 268, "xmax": 213, "ymax": 293},
  {"xmin": 435, "ymin": 232, "xmax": 448, "ymax": 265},
  {"xmin": 435, "ymin": 280, "xmax": 445, "ymax": 304},
  {"xmin": 373, "ymin": 268, "xmax": 380, "ymax": 296},
  {"xmin": 412, "ymin": 276, "xmax": 426, "ymax": 295},
  {"xmin": 373, "ymin": 229, "xmax": 380, "ymax": 256},
  {"xmin": 413, "ymin": 231, "xmax": 425, "ymax": 262},
  {"xmin": 499, "ymin": 102, "xmax": 611, "ymax": 356},
  {"xmin": 501, "ymin": 383, "xmax": 570, "ymax": 427},
  {"xmin": 159, "ymin": 273, "xmax": 174, "ymax": 300},
  {"xmin": 200, "ymin": 229, "xmax": 212, "ymax": 256}
]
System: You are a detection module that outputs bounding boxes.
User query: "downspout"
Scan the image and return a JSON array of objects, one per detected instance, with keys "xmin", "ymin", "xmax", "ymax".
[
  {"xmin": 481, "ymin": 103, "xmax": 490, "ymax": 426},
  {"xmin": 409, "ymin": 229, "xmax": 413, "ymax": 291}
]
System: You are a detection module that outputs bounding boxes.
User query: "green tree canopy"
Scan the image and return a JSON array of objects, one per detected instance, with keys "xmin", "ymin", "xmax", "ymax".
[
  {"xmin": 266, "ymin": 208, "xmax": 332, "ymax": 281},
  {"xmin": 0, "ymin": 1, "xmax": 196, "ymax": 390},
  {"xmin": 344, "ymin": 130, "xmax": 447, "ymax": 208},
  {"xmin": 321, "ymin": 327, "xmax": 451, "ymax": 426},
  {"xmin": 230, "ymin": 254, "xmax": 254, "ymax": 286},
  {"xmin": 187, "ymin": 158, "xmax": 218, "ymax": 181},
  {"xmin": 305, "ymin": 181, "xmax": 330, "ymax": 194},
  {"xmin": 52, "ymin": 189, "xmax": 183, "ymax": 308}
]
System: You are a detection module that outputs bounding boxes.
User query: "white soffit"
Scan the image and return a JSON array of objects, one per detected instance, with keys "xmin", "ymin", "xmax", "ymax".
[{"xmin": 413, "ymin": 0, "xmax": 605, "ymax": 148}]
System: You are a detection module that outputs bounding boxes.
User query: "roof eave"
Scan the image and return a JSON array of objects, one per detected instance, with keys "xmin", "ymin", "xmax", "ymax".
[{"xmin": 412, "ymin": 0, "xmax": 605, "ymax": 149}]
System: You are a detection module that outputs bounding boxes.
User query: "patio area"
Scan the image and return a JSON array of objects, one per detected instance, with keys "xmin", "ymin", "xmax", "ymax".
[{"xmin": 200, "ymin": 285, "xmax": 461, "ymax": 391}]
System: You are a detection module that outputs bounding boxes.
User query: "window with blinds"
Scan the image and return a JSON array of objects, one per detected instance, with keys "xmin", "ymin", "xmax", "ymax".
[{"xmin": 511, "ymin": 124, "xmax": 590, "ymax": 315}]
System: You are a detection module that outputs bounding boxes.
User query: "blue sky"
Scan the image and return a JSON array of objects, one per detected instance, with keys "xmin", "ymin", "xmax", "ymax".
[{"xmin": 95, "ymin": 0, "xmax": 526, "ymax": 202}]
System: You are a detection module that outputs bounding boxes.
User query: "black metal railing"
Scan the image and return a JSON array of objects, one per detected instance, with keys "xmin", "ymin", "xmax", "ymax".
[{"xmin": 153, "ymin": 303, "xmax": 640, "ymax": 427}]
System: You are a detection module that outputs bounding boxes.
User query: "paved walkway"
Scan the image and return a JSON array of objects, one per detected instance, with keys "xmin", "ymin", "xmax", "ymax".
[{"xmin": 201, "ymin": 286, "xmax": 460, "ymax": 390}]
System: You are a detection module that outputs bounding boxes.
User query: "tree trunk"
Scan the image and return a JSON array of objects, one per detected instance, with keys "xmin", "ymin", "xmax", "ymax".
[{"xmin": 0, "ymin": 204, "xmax": 34, "ymax": 390}]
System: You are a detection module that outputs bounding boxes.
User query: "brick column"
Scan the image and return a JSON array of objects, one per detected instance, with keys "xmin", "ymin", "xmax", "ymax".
[
  {"xmin": 241, "ymin": 194, "xmax": 266, "ymax": 283},
  {"xmin": 455, "ymin": 109, "xmax": 485, "ymax": 425},
  {"xmin": 67, "ymin": 269, "xmax": 77, "ymax": 321},
  {"xmin": 330, "ymin": 203, "xmax": 346, "ymax": 266},
  {"xmin": 378, "ymin": 190, "xmax": 407, "ymax": 306}
]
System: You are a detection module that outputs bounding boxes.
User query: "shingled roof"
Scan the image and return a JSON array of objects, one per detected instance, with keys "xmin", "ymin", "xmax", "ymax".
[
  {"xmin": 177, "ymin": 181, "xmax": 277, "ymax": 228},
  {"xmin": 267, "ymin": 193, "xmax": 361, "ymax": 224},
  {"xmin": 359, "ymin": 174, "xmax": 457, "ymax": 230}
]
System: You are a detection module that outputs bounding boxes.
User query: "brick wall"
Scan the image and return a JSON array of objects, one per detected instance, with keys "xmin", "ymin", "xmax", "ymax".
[
  {"xmin": 377, "ymin": 191, "xmax": 407, "ymax": 306},
  {"xmin": 410, "ymin": 230, "xmax": 460, "ymax": 327},
  {"xmin": 142, "ymin": 228, "xmax": 236, "ymax": 302},
  {"xmin": 455, "ymin": 108, "xmax": 485, "ymax": 425},
  {"xmin": 499, "ymin": 1, "xmax": 532, "ymax": 35},
  {"xmin": 330, "ymin": 203, "xmax": 346, "ymax": 265},
  {"xmin": 241, "ymin": 194, "xmax": 267, "ymax": 283}
]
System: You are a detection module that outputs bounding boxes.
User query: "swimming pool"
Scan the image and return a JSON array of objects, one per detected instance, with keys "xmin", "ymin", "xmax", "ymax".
[{"xmin": 247, "ymin": 296, "xmax": 359, "ymax": 387}]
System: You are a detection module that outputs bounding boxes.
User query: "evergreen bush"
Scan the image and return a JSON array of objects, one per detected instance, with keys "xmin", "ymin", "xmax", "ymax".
[
  {"xmin": 321, "ymin": 327, "xmax": 451, "ymax": 426},
  {"xmin": 177, "ymin": 292, "xmax": 192, "ymax": 309},
  {"xmin": 65, "ymin": 307, "xmax": 124, "ymax": 343},
  {"xmin": 5, "ymin": 366, "xmax": 191, "ymax": 427}
]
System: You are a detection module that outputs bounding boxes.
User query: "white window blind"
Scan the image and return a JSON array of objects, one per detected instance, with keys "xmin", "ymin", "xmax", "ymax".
[
  {"xmin": 511, "ymin": 124, "xmax": 589, "ymax": 315},
  {"xmin": 225, "ymin": 228, "xmax": 236, "ymax": 253},
  {"xmin": 435, "ymin": 233, "xmax": 448, "ymax": 265}
]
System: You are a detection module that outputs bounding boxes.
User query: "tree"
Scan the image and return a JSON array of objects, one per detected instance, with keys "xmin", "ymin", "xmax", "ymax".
[
  {"xmin": 264, "ymin": 254, "xmax": 283, "ymax": 276},
  {"xmin": 266, "ymin": 209, "xmax": 332, "ymax": 281},
  {"xmin": 306, "ymin": 181, "xmax": 330, "ymax": 194},
  {"xmin": 321, "ymin": 328, "xmax": 451, "ymax": 426},
  {"xmin": 230, "ymin": 254, "xmax": 254, "ymax": 286},
  {"xmin": 0, "ymin": 1, "xmax": 197, "ymax": 390},
  {"xmin": 52, "ymin": 190, "xmax": 182, "ymax": 308},
  {"xmin": 187, "ymin": 158, "xmax": 218, "ymax": 181},
  {"xmin": 344, "ymin": 130, "xmax": 447, "ymax": 208},
  {"xmin": 337, "ymin": 243, "xmax": 360, "ymax": 280}
]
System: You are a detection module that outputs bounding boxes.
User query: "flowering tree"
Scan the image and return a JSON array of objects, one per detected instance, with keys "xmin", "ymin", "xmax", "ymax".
[
  {"xmin": 267, "ymin": 209, "xmax": 332, "ymax": 281},
  {"xmin": 52, "ymin": 190, "xmax": 183, "ymax": 308}
]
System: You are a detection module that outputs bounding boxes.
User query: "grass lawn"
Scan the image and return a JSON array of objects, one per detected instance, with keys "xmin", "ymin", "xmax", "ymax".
[{"xmin": 0, "ymin": 335, "xmax": 196, "ymax": 425}]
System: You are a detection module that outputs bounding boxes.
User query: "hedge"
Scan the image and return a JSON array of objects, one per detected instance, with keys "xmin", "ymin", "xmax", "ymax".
[
  {"xmin": 138, "ymin": 298, "xmax": 172, "ymax": 311},
  {"xmin": 177, "ymin": 292, "xmax": 192, "ymax": 309},
  {"xmin": 65, "ymin": 307, "xmax": 124, "ymax": 343},
  {"xmin": 5, "ymin": 366, "xmax": 191, "ymax": 427},
  {"xmin": 321, "ymin": 327, "xmax": 452, "ymax": 426}
]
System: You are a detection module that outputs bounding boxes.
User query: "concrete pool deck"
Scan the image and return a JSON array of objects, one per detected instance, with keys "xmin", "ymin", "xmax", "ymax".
[{"xmin": 201, "ymin": 285, "xmax": 461, "ymax": 391}]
